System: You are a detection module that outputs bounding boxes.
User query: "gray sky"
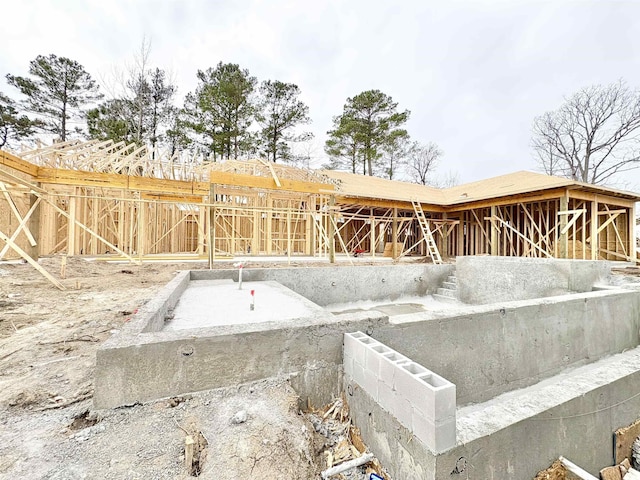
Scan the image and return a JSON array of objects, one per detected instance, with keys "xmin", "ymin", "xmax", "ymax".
[{"xmin": 3, "ymin": 0, "xmax": 640, "ymax": 188}]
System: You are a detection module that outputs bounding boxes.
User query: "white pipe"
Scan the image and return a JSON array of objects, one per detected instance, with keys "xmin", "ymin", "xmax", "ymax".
[
  {"xmin": 321, "ymin": 453, "xmax": 375, "ymax": 479},
  {"xmin": 558, "ymin": 456, "xmax": 598, "ymax": 480},
  {"xmin": 233, "ymin": 261, "xmax": 245, "ymax": 290}
]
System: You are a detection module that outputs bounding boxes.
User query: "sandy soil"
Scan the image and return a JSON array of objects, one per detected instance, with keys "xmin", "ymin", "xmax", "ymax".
[{"xmin": 0, "ymin": 257, "xmax": 390, "ymax": 479}]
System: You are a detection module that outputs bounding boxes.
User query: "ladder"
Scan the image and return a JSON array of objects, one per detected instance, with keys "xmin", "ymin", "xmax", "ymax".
[{"xmin": 411, "ymin": 200, "xmax": 442, "ymax": 264}]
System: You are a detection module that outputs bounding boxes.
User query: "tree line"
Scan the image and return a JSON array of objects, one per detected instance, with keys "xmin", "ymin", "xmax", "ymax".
[
  {"xmin": 4, "ymin": 52, "xmax": 639, "ymax": 186},
  {"xmin": 0, "ymin": 51, "xmax": 448, "ymax": 185}
]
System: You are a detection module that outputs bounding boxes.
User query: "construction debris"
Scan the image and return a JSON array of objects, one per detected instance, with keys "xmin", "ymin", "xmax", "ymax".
[
  {"xmin": 306, "ymin": 395, "xmax": 390, "ymax": 480},
  {"xmin": 321, "ymin": 452, "xmax": 375, "ymax": 479},
  {"xmin": 558, "ymin": 456, "xmax": 597, "ymax": 480}
]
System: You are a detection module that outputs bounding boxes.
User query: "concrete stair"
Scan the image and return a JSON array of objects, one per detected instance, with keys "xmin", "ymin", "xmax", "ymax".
[
  {"xmin": 433, "ymin": 273, "xmax": 459, "ymax": 304},
  {"xmin": 455, "ymin": 346, "xmax": 640, "ymax": 446}
]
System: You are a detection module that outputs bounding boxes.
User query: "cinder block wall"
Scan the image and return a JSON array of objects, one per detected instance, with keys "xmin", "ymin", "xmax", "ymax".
[
  {"xmin": 344, "ymin": 332, "xmax": 456, "ymax": 454},
  {"xmin": 456, "ymin": 256, "xmax": 611, "ymax": 304}
]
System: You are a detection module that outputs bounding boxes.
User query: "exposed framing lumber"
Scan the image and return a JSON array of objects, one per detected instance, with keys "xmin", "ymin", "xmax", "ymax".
[{"xmin": 0, "ymin": 228, "xmax": 64, "ymax": 290}]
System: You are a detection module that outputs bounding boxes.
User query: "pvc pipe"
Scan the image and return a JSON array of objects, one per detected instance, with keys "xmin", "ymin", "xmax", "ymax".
[
  {"xmin": 558, "ymin": 456, "xmax": 598, "ymax": 480},
  {"xmin": 321, "ymin": 453, "xmax": 375, "ymax": 479},
  {"xmin": 233, "ymin": 261, "xmax": 244, "ymax": 290}
]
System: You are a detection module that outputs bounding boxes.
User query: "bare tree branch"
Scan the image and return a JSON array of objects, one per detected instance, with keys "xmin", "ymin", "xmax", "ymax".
[
  {"xmin": 532, "ymin": 79, "xmax": 640, "ymax": 184},
  {"xmin": 406, "ymin": 141, "xmax": 442, "ymax": 185}
]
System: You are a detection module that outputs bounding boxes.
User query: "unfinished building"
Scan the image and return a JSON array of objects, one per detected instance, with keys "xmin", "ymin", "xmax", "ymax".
[
  {"xmin": 0, "ymin": 139, "xmax": 637, "ymax": 274},
  {"xmin": 3, "ymin": 141, "xmax": 640, "ymax": 479}
]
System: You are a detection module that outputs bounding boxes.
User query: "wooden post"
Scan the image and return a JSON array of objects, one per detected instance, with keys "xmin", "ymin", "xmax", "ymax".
[
  {"xmin": 266, "ymin": 196, "xmax": 273, "ymax": 255},
  {"xmin": 208, "ymin": 184, "xmax": 215, "ymax": 269},
  {"xmin": 197, "ymin": 204, "xmax": 205, "ymax": 256},
  {"xmin": 559, "ymin": 194, "xmax": 569, "ymax": 259},
  {"xmin": 392, "ymin": 207, "xmax": 398, "ymax": 259},
  {"xmin": 138, "ymin": 198, "xmax": 146, "ymax": 262},
  {"xmin": 369, "ymin": 209, "xmax": 375, "ymax": 257},
  {"xmin": 29, "ymin": 186, "xmax": 41, "ymax": 260},
  {"xmin": 67, "ymin": 189, "xmax": 76, "ymax": 255},
  {"xmin": 629, "ymin": 203, "xmax": 636, "ymax": 263},
  {"xmin": 329, "ymin": 195, "xmax": 336, "ymax": 263},
  {"xmin": 305, "ymin": 197, "xmax": 313, "ymax": 255},
  {"xmin": 490, "ymin": 205, "xmax": 498, "ymax": 256},
  {"xmin": 457, "ymin": 213, "xmax": 465, "ymax": 256},
  {"xmin": 287, "ymin": 208, "xmax": 291, "ymax": 262},
  {"xmin": 441, "ymin": 212, "xmax": 449, "ymax": 259}
]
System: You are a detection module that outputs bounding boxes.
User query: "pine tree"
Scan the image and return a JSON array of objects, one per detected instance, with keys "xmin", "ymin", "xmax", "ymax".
[
  {"xmin": 183, "ymin": 62, "xmax": 257, "ymax": 160},
  {"xmin": 6, "ymin": 54, "xmax": 102, "ymax": 141},
  {"xmin": 256, "ymin": 80, "xmax": 311, "ymax": 162},
  {"xmin": 325, "ymin": 90, "xmax": 409, "ymax": 176},
  {"xmin": 0, "ymin": 92, "xmax": 39, "ymax": 149}
]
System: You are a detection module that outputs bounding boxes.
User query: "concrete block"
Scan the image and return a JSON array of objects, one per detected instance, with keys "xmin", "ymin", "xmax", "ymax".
[
  {"xmin": 377, "ymin": 379, "xmax": 396, "ymax": 413},
  {"xmin": 362, "ymin": 369, "xmax": 379, "ymax": 401},
  {"xmin": 433, "ymin": 417, "xmax": 457, "ymax": 453},
  {"xmin": 352, "ymin": 361, "xmax": 366, "ymax": 387},
  {"xmin": 433, "ymin": 382, "xmax": 456, "ymax": 421},
  {"xmin": 412, "ymin": 410, "xmax": 457, "ymax": 454},
  {"xmin": 395, "ymin": 396, "xmax": 413, "ymax": 428},
  {"xmin": 354, "ymin": 334, "xmax": 380, "ymax": 367},
  {"xmin": 380, "ymin": 351, "xmax": 409, "ymax": 388},
  {"xmin": 365, "ymin": 343, "xmax": 392, "ymax": 375},
  {"xmin": 395, "ymin": 362, "xmax": 429, "ymax": 406},
  {"xmin": 344, "ymin": 331, "xmax": 367, "ymax": 366}
]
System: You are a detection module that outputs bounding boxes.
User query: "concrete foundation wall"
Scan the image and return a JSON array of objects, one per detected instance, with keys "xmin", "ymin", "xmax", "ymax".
[
  {"xmin": 456, "ymin": 256, "xmax": 611, "ymax": 304},
  {"xmin": 190, "ymin": 264, "xmax": 454, "ymax": 306},
  {"xmin": 95, "ymin": 310, "xmax": 388, "ymax": 409},
  {"xmin": 348, "ymin": 347, "xmax": 640, "ymax": 480},
  {"xmin": 373, "ymin": 289, "xmax": 640, "ymax": 405},
  {"xmin": 346, "ymin": 378, "xmax": 437, "ymax": 480}
]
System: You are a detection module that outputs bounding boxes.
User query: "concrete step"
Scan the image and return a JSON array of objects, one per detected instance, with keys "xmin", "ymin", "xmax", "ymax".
[
  {"xmin": 442, "ymin": 281, "xmax": 457, "ymax": 290},
  {"xmin": 447, "ymin": 275, "xmax": 457, "ymax": 284},
  {"xmin": 433, "ymin": 293, "xmax": 459, "ymax": 304},
  {"xmin": 437, "ymin": 288, "xmax": 456, "ymax": 298},
  {"xmin": 456, "ymin": 346, "xmax": 640, "ymax": 447}
]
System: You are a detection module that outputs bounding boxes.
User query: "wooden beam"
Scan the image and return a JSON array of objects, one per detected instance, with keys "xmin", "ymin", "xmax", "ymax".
[
  {"xmin": 490, "ymin": 205, "xmax": 498, "ymax": 256},
  {"xmin": 209, "ymin": 184, "xmax": 215, "ymax": 268},
  {"xmin": 0, "ymin": 197, "xmax": 41, "ymax": 260},
  {"xmin": 0, "ymin": 228, "xmax": 64, "ymax": 290},
  {"xmin": 0, "ymin": 150, "xmax": 39, "ymax": 177},
  {"xmin": 492, "ymin": 216, "xmax": 552, "ymax": 258},
  {"xmin": 629, "ymin": 204, "xmax": 636, "ymax": 264},
  {"xmin": 37, "ymin": 193, "xmax": 138, "ymax": 264},
  {"xmin": 329, "ymin": 195, "xmax": 336, "ymax": 263},
  {"xmin": 209, "ymin": 170, "xmax": 332, "ymax": 195},
  {"xmin": 559, "ymin": 195, "xmax": 569, "ymax": 258}
]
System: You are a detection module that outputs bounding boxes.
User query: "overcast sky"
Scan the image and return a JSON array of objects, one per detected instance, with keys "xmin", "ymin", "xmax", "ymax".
[{"xmin": 3, "ymin": 0, "xmax": 640, "ymax": 188}]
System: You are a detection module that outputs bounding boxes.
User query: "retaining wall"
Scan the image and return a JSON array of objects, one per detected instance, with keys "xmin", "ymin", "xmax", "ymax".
[
  {"xmin": 455, "ymin": 256, "xmax": 611, "ymax": 304},
  {"xmin": 373, "ymin": 289, "xmax": 640, "ymax": 405}
]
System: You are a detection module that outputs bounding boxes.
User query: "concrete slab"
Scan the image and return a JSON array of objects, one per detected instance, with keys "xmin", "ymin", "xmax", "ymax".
[{"xmin": 164, "ymin": 280, "xmax": 324, "ymax": 331}]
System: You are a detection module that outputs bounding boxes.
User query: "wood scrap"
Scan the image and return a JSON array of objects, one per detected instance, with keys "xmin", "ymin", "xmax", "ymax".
[
  {"xmin": 185, "ymin": 435, "xmax": 195, "ymax": 471},
  {"xmin": 600, "ymin": 465, "xmax": 623, "ymax": 480},
  {"xmin": 349, "ymin": 425, "xmax": 366, "ymax": 454},
  {"xmin": 616, "ymin": 419, "xmax": 640, "ymax": 464}
]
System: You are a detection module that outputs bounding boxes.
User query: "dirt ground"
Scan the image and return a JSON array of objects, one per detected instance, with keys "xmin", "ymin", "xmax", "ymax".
[
  {"xmin": 3, "ymin": 256, "xmax": 634, "ymax": 479},
  {"xmin": 0, "ymin": 257, "xmax": 392, "ymax": 479}
]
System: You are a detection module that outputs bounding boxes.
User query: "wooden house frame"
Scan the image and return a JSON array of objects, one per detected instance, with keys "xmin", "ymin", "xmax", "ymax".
[{"xmin": 1, "ymin": 140, "xmax": 638, "ymax": 288}]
